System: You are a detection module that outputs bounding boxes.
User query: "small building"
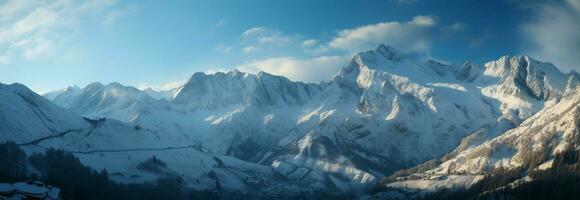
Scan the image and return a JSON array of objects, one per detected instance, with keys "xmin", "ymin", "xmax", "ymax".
[{"xmin": 0, "ymin": 181, "xmax": 60, "ymax": 200}]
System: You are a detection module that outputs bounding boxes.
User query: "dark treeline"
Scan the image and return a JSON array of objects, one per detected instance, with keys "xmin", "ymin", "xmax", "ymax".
[
  {"xmin": 0, "ymin": 142, "xmax": 218, "ymax": 200},
  {"xmin": 422, "ymin": 148, "xmax": 580, "ymax": 200},
  {"xmin": 1, "ymin": 142, "xmax": 352, "ymax": 200},
  {"xmin": 0, "ymin": 141, "xmax": 27, "ymax": 182}
]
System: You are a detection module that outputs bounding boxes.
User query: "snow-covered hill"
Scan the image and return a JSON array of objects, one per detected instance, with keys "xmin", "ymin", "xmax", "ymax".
[
  {"xmin": 0, "ymin": 83, "xmax": 87, "ymax": 143},
  {"xmin": 0, "ymin": 82, "xmax": 341, "ymax": 195},
  {"xmin": 376, "ymin": 73, "xmax": 578, "ymax": 198}
]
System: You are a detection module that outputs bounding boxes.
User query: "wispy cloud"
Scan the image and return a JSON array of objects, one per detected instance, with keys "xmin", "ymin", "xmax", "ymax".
[
  {"xmin": 441, "ymin": 22, "xmax": 467, "ymax": 33},
  {"xmin": 0, "ymin": 0, "xmax": 130, "ymax": 64},
  {"xmin": 320, "ymin": 15, "xmax": 461, "ymax": 54},
  {"xmin": 138, "ymin": 79, "xmax": 186, "ymax": 91},
  {"xmin": 13, "ymin": 37, "xmax": 55, "ymax": 59},
  {"xmin": 0, "ymin": 55, "xmax": 11, "ymax": 65},
  {"xmin": 0, "ymin": 0, "xmax": 36, "ymax": 22},
  {"xmin": 237, "ymin": 55, "xmax": 349, "ymax": 83},
  {"xmin": 301, "ymin": 39, "xmax": 319, "ymax": 48},
  {"xmin": 468, "ymin": 32, "xmax": 493, "ymax": 48},
  {"xmin": 221, "ymin": 15, "xmax": 464, "ymax": 82},
  {"xmin": 520, "ymin": 0, "xmax": 580, "ymax": 72},
  {"xmin": 240, "ymin": 26, "xmax": 298, "ymax": 51},
  {"xmin": 215, "ymin": 26, "xmax": 316, "ymax": 54},
  {"xmin": 242, "ymin": 46, "xmax": 259, "ymax": 53},
  {"xmin": 102, "ymin": 4, "xmax": 138, "ymax": 28}
]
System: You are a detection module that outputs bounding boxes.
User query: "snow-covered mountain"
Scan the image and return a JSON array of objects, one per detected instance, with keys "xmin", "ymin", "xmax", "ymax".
[
  {"xmin": 43, "ymin": 85, "xmax": 82, "ymax": 106},
  {"xmin": 142, "ymin": 81, "xmax": 184, "ymax": 100},
  {"xmin": 374, "ymin": 60, "xmax": 578, "ymax": 199},
  {"xmin": 143, "ymin": 87, "xmax": 177, "ymax": 100},
  {"xmin": 173, "ymin": 70, "xmax": 323, "ymax": 109},
  {"xmin": 379, "ymin": 85, "xmax": 578, "ymax": 197},
  {"xmin": 1, "ymin": 83, "xmax": 86, "ymax": 143},
  {"xmin": 6, "ymin": 44, "xmax": 572, "ymax": 196},
  {"xmin": 0, "ymin": 82, "xmax": 351, "ymax": 196}
]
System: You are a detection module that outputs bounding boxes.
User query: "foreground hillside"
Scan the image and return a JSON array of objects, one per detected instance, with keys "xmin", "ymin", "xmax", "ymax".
[{"xmin": 373, "ymin": 73, "xmax": 579, "ymax": 198}]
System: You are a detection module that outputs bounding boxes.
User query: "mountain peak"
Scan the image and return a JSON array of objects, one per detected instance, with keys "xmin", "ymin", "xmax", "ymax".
[
  {"xmin": 227, "ymin": 69, "xmax": 244, "ymax": 77},
  {"xmin": 376, "ymin": 44, "xmax": 396, "ymax": 53},
  {"xmin": 106, "ymin": 82, "xmax": 124, "ymax": 88},
  {"xmin": 64, "ymin": 85, "xmax": 81, "ymax": 91},
  {"xmin": 484, "ymin": 55, "xmax": 567, "ymax": 100},
  {"xmin": 43, "ymin": 85, "xmax": 82, "ymax": 101},
  {"xmin": 2, "ymin": 82, "xmax": 33, "ymax": 94},
  {"xmin": 174, "ymin": 69, "xmax": 321, "ymax": 109},
  {"xmin": 84, "ymin": 82, "xmax": 105, "ymax": 91},
  {"xmin": 345, "ymin": 44, "xmax": 405, "ymax": 73},
  {"xmin": 374, "ymin": 44, "xmax": 404, "ymax": 62},
  {"xmin": 564, "ymin": 71, "xmax": 580, "ymax": 96},
  {"xmin": 455, "ymin": 60, "xmax": 482, "ymax": 82},
  {"xmin": 351, "ymin": 44, "xmax": 405, "ymax": 67}
]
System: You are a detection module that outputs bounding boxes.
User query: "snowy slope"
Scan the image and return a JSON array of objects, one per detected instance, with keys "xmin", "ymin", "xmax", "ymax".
[
  {"xmin": 42, "ymin": 82, "xmax": 199, "ymax": 142},
  {"xmin": 381, "ymin": 74, "xmax": 578, "ymax": 196},
  {"xmin": 36, "ymin": 44, "xmax": 574, "ymax": 194},
  {"xmin": 0, "ymin": 83, "xmax": 87, "ymax": 143},
  {"xmin": 0, "ymin": 82, "xmax": 334, "ymax": 194},
  {"xmin": 173, "ymin": 70, "xmax": 323, "ymax": 109},
  {"xmin": 143, "ymin": 88, "xmax": 177, "ymax": 100},
  {"xmin": 61, "ymin": 82, "xmax": 162, "ymax": 120},
  {"xmin": 142, "ymin": 80, "xmax": 185, "ymax": 100},
  {"xmin": 43, "ymin": 85, "xmax": 82, "ymax": 107}
]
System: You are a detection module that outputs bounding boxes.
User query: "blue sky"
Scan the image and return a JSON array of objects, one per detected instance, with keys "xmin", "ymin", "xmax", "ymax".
[{"xmin": 0, "ymin": 0, "xmax": 579, "ymax": 93}]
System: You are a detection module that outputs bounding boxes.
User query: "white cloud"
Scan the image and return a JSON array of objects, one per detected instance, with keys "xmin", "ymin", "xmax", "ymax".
[
  {"xmin": 243, "ymin": 27, "xmax": 295, "ymax": 44},
  {"xmin": 242, "ymin": 27, "xmax": 268, "ymax": 37},
  {"xmin": 467, "ymin": 32, "xmax": 492, "ymax": 48},
  {"xmin": 214, "ymin": 15, "xmax": 466, "ymax": 83},
  {"xmin": 226, "ymin": 16, "xmax": 465, "ymax": 82},
  {"xmin": 0, "ymin": 0, "xmax": 123, "ymax": 64},
  {"xmin": 102, "ymin": 4, "xmax": 138, "ymax": 28},
  {"xmin": 242, "ymin": 46, "xmax": 259, "ymax": 53},
  {"xmin": 214, "ymin": 26, "xmax": 316, "ymax": 67},
  {"xmin": 0, "ymin": 0, "xmax": 35, "ymax": 22},
  {"xmin": 568, "ymin": 0, "xmax": 580, "ymax": 12},
  {"xmin": 0, "ymin": 55, "xmax": 11, "ymax": 65},
  {"xmin": 412, "ymin": 15, "xmax": 437, "ymax": 26},
  {"xmin": 236, "ymin": 26, "xmax": 303, "ymax": 53},
  {"xmin": 9, "ymin": 8, "xmax": 58, "ymax": 36},
  {"xmin": 301, "ymin": 39, "xmax": 319, "ymax": 47},
  {"xmin": 326, "ymin": 15, "xmax": 441, "ymax": 53},
  {"xmin": 521, "ymin": 0, "xmax": 580, "ymax": 72},
  {"xmin": 138, "ymin": 79, "xmax": 187, "ymax": 91},
  {"xmin": 441, "ymin": 22, "xmax": 466, "ymax": 33},
  {"xmin": 258, "ymin": 35, "xmax": 291, "ymax": 44},
  {"xmin": 205, "ymin": 68, "xmax": 230, "ymax": 74},
  {"xmin": 20, "ymin": 37, "xmax": 54, "ymax": 59},
  {"xmin": 228, "ymin": 27, "xmax": 348, "ymax": 82},
  {"xmin": 237, "ymin": 55, "xmax": 349, "ymax": 83}
]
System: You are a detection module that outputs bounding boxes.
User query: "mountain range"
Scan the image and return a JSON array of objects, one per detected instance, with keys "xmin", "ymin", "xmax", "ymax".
[{"xmin": 2, "ymin": 44, "xmax": 578, "ymax": 198}]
